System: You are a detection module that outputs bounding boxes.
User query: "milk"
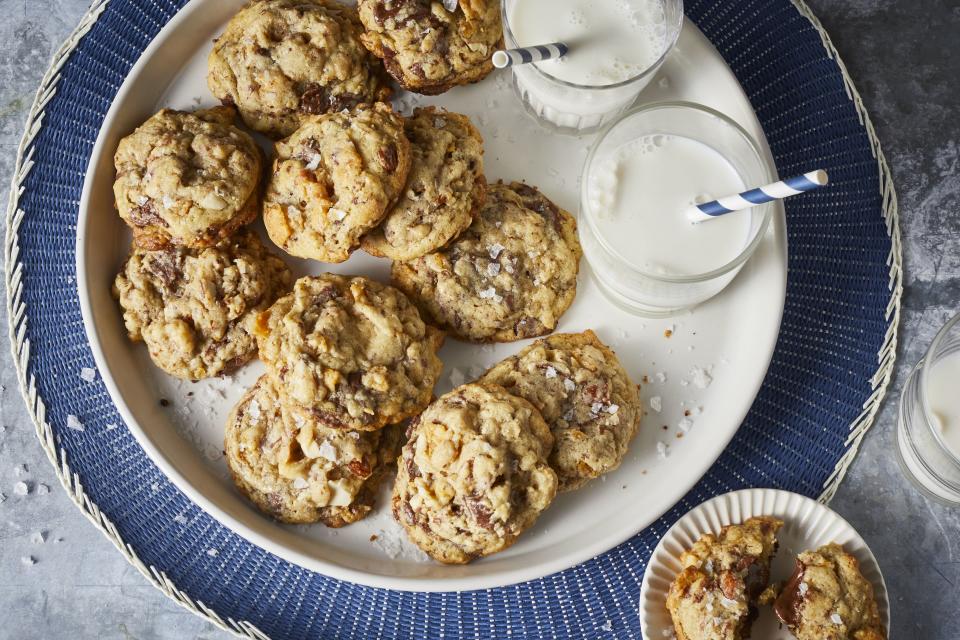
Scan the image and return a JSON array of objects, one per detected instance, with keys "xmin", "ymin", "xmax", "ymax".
[
  {"xmin": 586, "ymin": 134, "xmax": 751, "ymax": 276},
  {"xmin": 503, "ymin": 0, "xmax": 680, "ymax": 132},
  {"xmin": 509, "ymin": 0, "xmax": 668, "ymax": 86},
  {"xmin": 926, "ymin": 351, "xmax": 960, "ymax": 459}
]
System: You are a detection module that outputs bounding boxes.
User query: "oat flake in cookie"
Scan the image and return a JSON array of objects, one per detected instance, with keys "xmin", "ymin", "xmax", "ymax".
[
  {"xmin": 480, "ymin": 330, "xmax": 641, "ymax": 491},
  {"xmin": 358, "ymin": 0, "xmax": 503, "ymax": 95},
  {"xmin": 392, "ymin": 181, "xmax": 582, "ymax": 343},
  {"xmin": 113, "ymin": 106, "xmax": 262, "ymax": 250},
  {"xmin": 225, "ymin": 376, "xmax": 401, "ymax": 527},
  {"xmin": 114, "ymin": 229, "xmax": 292, "ymax": 380},
  {"xmin": 361, "ymin": 107, "xmax": 486, "ymax": 261},
  {"xmin": 667, "ymin": 516, "xmax": 783, "ymax": 640},
  {"xmin": 771, "ymin": 543, "xmax": 885, "ymax": 640},
  {"xmin": 263, "ymin": 103, "xmax": 411, "ymax": 263},
  {"xmin": 208, "ymin": 0, "xmax": 392, "ymax": 138},
  {"xmin": 392, "ymin": 383, "xmax": 558, "ymax": 564},
  {"xmin": 255, "ymin": 274, "xmax": 444, "ymax": 431}
]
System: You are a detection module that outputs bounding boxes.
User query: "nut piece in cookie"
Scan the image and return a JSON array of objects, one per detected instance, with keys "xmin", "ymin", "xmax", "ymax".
[
  {"xmin": 225, "ymin": 376, "xmax": 401, "ymax": 526},
  {"xmin": 357, "ymin": 0, "xmax": 503, "ymax": 95},
  {"xmin": 263, "ymin": 103, "xmax": 411, "ymax": 263},
  {"xmin": 392, "ymin": 383, "xmax": 558, "ymax": 563},
  {"xmin": 480, "ymin": 330, "xmax": 641, "ymax": 491},
  {"xmin": 113, "ymin": 106, "xmax": 262, "ymax": 249},
  {"xmin": 208, "ymin": 0, "xmax": 392, "ymax": 138},
  {"xmin": 773, "ymin": 543, "xmax": 885, "ymax": 640},
  {"xmin": 667, "ymin": 516, "xmax": 784, "ymax": 640},
  {"xmin": 255, "ymin": 274, "xmax": 444, "ymax": 431},
  {"xmin": 113, "ymin": 229, "xmax": 292, "ymax": 380},
  {"xmin": 362, "ymin": 107, "xmax": 486, "ymax": 261},
  {"xmin": 392, "ymin": 181, "xmax": 582, "ymax": 343}
]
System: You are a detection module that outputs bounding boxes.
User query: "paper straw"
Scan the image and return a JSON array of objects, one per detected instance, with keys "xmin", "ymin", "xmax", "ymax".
[
  {"xmin": 492, "ymin": 43, "xmax": 569, "ymax": 69},
  {"xmin": 687, "ymin": 170, "xmax": 829, "ymax": 223},
  {"xmin": 442, "ymin": 0, "xmax": 458, "ymax": 12}
]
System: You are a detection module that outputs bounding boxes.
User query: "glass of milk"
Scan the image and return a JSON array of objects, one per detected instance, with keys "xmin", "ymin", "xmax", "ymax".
[
  {"xmin": 897, "ymin": 312, "xmax": 960, "ymax": 506},
  {"xmin": 579, "ymin": 102, "xmax": 776, "ymax": 317},
  {"xmin": 501, "ymin": 0, "xmax": 684, "ymax": 134}
]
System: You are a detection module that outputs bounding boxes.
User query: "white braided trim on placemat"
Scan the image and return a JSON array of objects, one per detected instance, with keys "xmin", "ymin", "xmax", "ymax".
[{"xmin": 3, "ymin": 0, "xmax": 900, "ymax": 637}]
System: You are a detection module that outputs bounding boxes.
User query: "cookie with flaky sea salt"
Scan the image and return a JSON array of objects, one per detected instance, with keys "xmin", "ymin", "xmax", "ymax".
[
  {"xmin": 361, "ymin": 107, "xmax": 486, "ymax": 261},
  {"xmin": 771, "ymin": 543, "xmax": 885, "ymax": 640},
  {"xmin": 391, "ymin": 181, "xmax": 582, "ymax": 342},
  {"xmin": 113, "ymin": 106, "xmax": 262, "ymax": 250},
  {"xmin": 254, "ymin": 274, "xmax": 444, "ymax": 431},
  {"xmin": 480, "ymin": 330, "xmax": 641, "ymax": 491},
  {"xmin": 392, "ymin": 383, "xmax": 558, "ymax": 564},
  {"xmin": 114, "ymin": 229, "xmax": 292, "ymax": 380},
  {"xmin": 667, "ymin": 516, "xmax": 783, "ymax": 640},
  {"xmin": 263, "ymin": 102, "xmax": 411, "ymax": 263},
  {"xmin": 208, "ymin": 0, "xmax": 392, "ymax": 138},
  {"xmin": 357, "ymin": 0, "xmax": 503, "ymax": 95},
  {"xmin": 225, "ymin": 375, "xmax": 401, "ymax": 526}
]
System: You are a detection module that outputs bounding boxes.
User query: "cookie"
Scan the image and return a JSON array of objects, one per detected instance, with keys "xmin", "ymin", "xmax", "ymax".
[
  {"xmin": 358, "ymin": 0, "xmax": 503, "ymax": 95},
  {"xmin": 361, "ymin": 107, "xmax": 485, "ymax": 261},
  {"xmin": 263, "ymin": 103, "xmax": 411, "ymax": 263},
  {"xmin": 255, "ymin": 274, "xmax": 444, "ymax": 431},
  {"xmin": 208, "ymin": 0, "xmax": 392, "ymax": 138},
  {"xmin": 225, "ymin": 376, "xmax": 401, "ymax": 526},
  {"xmin": 667, "ymin": 516, "xmax": 784, "ymax": 640},
  {"xmin": 772, "ymin": 543, "xmax": 885, "ymax": 640},
  {"xmin": 392, "ymin": 383, "xmax": 558, "ymax": 564},
  {"xmin": 480, "ymin": 330, "xmax": 641, "ymax": 491},
  {"xmin": 113, "ymin": 106, "xmax": 262, "ymax": 250},
  {"xmin": 392, "ymin": 181, "xmax": 582, "ymax": 342},
  {"xmin": 114, "ymin": 229, "xmax": 292, "ymax": 380}
]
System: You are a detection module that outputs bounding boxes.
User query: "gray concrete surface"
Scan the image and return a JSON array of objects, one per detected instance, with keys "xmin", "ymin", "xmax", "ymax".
[{"xmin": 1, "ymin": 1, "xmax": 958, "ymax": 638}]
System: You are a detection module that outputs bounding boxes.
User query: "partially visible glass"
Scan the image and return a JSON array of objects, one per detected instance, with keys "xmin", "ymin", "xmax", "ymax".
[
  {"xmin": 500, "ymin": 0, "xmax": 684, "ymax": 135},
  {"xmin": 578, "ymin": 102, "xmax": 775, "ymax": 317},
  {"xmin": 897, "ymin": 312, "xmax": 960, "ymax": 506}
]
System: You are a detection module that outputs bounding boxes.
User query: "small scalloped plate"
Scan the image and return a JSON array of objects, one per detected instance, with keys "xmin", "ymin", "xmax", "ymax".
[{"xmin": 639, "ymin": 489, "xmax": 890, "ymax": 639}]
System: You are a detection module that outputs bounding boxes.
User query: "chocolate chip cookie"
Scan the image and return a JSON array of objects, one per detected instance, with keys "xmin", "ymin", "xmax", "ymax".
[
  {"xmin": 667, "ymin": 516, "xmax": 784, "ymax": 640},
  {"xmin": 114, "ymin": 229, "xmax": 292, "ymax": 380},
  {"xmin": 358, "ymin": 0, "xmax": 502, "ymax": 95},
  {"xmin": 263, "ymin": 103, "xmax": 411, "ymax": 263},
  {"xmin": 225, "ymin": 375, "xmax": 401, "ymax": 526},
  {"xmin": 480, "ymin": 330, "xmax": 641, "ymax": 491},
  {"xmin": 208, "ymin": 0, "xmax": 392, "ymax": 138},
  {"xmin": 772, "ymin": 543, "xmax": 885, "ymax": 640},
  {"xmin": 392, "ymin": 383, "xmax": 558, "ymax": 564},
  {"xmin": 255, "ymin": 274, "xmax": 444, "ymax": 431},
  {"xmin": 392, "ymin": 181, "xmax": 582, "ymax": 343},
  {"xmin": 113, "ymin": 106, "xmax": 262, "ymax": 250},
  {"xmin": 362, "ymin": 107, "xmax": 485, "ymax": 261}
]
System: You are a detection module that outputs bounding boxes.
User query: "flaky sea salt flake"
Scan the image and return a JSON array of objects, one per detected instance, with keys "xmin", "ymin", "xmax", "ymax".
[
  {"xmin": 21, "ymin": 556, "xmax": 35, "ymax": 566},
  {"xmin": 563, "ymin": 378, "xmax": 576, "ymax": 392},
  {"xmin": 36, "ymin": 484, "xmax": 49, "ymax": 496},
  {"xmin": 488, "ymin": 243, "xmax": 505, "ymax": 259},
  {"xmin": 690, "ymin": 366, "xmax": 713, "ymax": 389},
  {"xmin": 649, "ymin": 396, "xmax": 662, "ymax": 413},
  {"xmin": 478, "ymin": 287, "xmax": 503, "ymax": 303},
  {"xmin": 207, "ymin": 548, "xmax": 219, "ymax": 557},
  {"xmin": 80, "ymin": 367, "xmax": 97, "ymax": 383},
  {"xmin": 831, "ymin": 613, "xmax": 843, "ymax": 625},
  {"xmin": 13, "ymin": 481, "xmax": 29, "ymax": 496},
  {"xmin": 544, "ymin": 366, "xmax": 558, "ymax": 379},
  {"xmin": 656, "ymin": 441, "xmax": 669, "ymax": 459},
  {"xmin": 66, "ymin": 415, "xmax": 85, "ymax": 432}
]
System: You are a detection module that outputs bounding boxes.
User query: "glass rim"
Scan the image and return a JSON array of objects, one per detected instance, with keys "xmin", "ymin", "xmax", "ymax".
[
  {"xmin": 919, "ymin": 311, "xmax": 960, "ymax": 465},
  {"xmin": 499, "ymin": 0, "xmax": 685, "ymax": 92},
  {"xmin": 579, "ymin": 101, "xmax": 776, "ymax": 284}
]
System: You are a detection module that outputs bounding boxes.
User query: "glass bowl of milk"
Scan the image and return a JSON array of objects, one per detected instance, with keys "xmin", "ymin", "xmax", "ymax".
[
  {"xmin": 579, "ymin": 102, "xmax": 776, "ymax": 317},
  {"xmin": 897, "ymin": 312, "xmax": 960, "ymax": 506},
  {"xmin": 501, "ymin": 0, "xmax": 684, "ymax": 134}
]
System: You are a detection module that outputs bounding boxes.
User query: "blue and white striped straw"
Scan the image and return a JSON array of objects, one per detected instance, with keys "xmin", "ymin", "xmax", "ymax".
[
  {"xmin": 492, "ymin": 43, "xmax": 569, "ymax": 69},
  {"xmin": 687, "ymin": 170, "xmax": 829, "ymax": 223}
]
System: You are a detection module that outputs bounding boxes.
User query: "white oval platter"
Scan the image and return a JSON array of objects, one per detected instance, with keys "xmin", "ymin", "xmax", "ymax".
[{"xmin": 77, "ymin": 0, "xmax": 787, "ymax": 591}]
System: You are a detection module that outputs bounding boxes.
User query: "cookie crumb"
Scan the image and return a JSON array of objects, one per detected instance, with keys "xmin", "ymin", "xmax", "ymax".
[{"xmin": 370, "ymin": 534, "xmax": 379, "ymax": 542}]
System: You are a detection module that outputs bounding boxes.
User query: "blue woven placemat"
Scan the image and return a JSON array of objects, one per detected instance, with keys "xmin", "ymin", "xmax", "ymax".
[{"xmin": 6, "ymin": 0, "xmax": 898, "ymax": 638}]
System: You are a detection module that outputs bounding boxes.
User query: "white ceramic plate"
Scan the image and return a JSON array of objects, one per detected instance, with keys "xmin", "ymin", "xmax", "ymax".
[
  {"xmin": 76, "ymin": 0, "xmax": 787, "ymax": 591},
  {"xmin": 640, "ymin": 489, "xmax": 890, "ymax": 639}
]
